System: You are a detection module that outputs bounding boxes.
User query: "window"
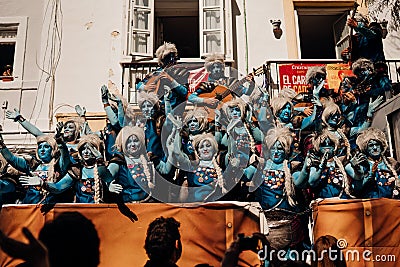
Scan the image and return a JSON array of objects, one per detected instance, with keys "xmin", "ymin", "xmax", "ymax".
[
  {"xmin": 295, "ymin": 8, "xmax": 349, "ymax": 59},
  {"xmin": 0, "ymin": 17, "xmax": 27, "ymax": 85},
  {"xmin": 127, "ymin": 0, "xmax": 233, "ymax": 60}
]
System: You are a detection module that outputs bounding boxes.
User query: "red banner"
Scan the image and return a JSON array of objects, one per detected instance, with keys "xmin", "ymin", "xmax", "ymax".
[{"xmin": 278, "ymin": 63, "xmax": 353, "ymax": 94}]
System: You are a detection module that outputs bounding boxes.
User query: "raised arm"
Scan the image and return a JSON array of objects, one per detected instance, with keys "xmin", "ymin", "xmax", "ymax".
[
  {"xmin": 6, "ymin": 108, "xmax": 44, "ymax": 137},
  {"xmin": 101, "ymin": 85, "xmax": 120, "ymax": 127},
  {"xmin": 19, "ymin": 173, "xmax": 74, "ymax": 194},
  {"xmin": 0, "ymin": 133, "xmax": 30, "ymax": 173}
]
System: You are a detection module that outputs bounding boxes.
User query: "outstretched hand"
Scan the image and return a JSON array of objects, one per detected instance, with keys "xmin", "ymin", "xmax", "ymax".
[
  {"xmin": 0, "ymin": 228, "xmax": 49, "ymax": 267},
  {"xmin": 55, "ymin": 122, "xmax": 64, "ymax": 139},
  {"xmin": 101, "ymin": 85, "xmax": 109, "ymax": 103},
  {"xmin": 75, "ymin": 105, "xmax": 86, "ymax": 117},
  {"xmin": 108, "ymin": 180, "xmax": 123, "ymax": 194},
  {"xmin": 19, "ymin": 176, "xmax": 42, "ymax": 186},
  {"xmin": 367, "ymin": 96, "xmax": 384, "ymax": 117},
  {"xmin": 5, "ymin": 108, "xmax": 21, "ymax": 121}
]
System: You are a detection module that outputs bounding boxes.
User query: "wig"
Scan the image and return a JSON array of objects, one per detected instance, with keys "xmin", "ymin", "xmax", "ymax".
[
  {"xmin": 204, "ymin": 53, "xmax": 225, "ymax": 72},
  {"xmin": 77, "ymin": 134, "xmax": 104, "ymax": 156},
  {"xmin": 352, "ymin": 58, "xmax": 374, "ymax": 76},
  {"xmin": 321, "ymin": 98, "xmax": 341, "ymax": 127},
  {"xmin": 264, "ymin": 126, "xmax": 293, "ymax": 156},
  {"xmin": 270, "ymin": 96, "xmax": 293, "ymax": 119},
  {"xmin": 155, "ymin": 42, "xmax": 178, "ymax": 66},
  {"xmin": 356, "ymin": 127, "xmax": 388, "ymax": 154},
  {"xmin": 278, "ymin": 88, "xmax": 297, "ymax": 100},
  {"xmin": 137, "ymin": 91, "xmax": 159, "ymax": 110},
  {"xmin": 312, "ymin": 129, "xmax": 339, "ymax": 153},
  {"xmin": 305, "ymin": 66, "xmax": 326, "ymax": 85},
  {"xmin": 114, "ymin": 126, "xmax": 146, "ymax": 156},
  {"xmin": 183, "ymin": 109, "xmax": 209, "ymax": 133}
]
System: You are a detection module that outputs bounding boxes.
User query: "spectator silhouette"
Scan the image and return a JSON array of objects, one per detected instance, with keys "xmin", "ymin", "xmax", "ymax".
[
  {"xmin": 0, "ymin": 211, "xmax": 100, "ymax": 267},
  {"xmin": 144, "ymin": 216, "xmax": 182, "ymax": 267}
]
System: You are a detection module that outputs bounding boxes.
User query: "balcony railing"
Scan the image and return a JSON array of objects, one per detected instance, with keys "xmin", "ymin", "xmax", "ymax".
[{"xmin": 123, "ymin": 59, "xmax": 400, "ymax": 104}]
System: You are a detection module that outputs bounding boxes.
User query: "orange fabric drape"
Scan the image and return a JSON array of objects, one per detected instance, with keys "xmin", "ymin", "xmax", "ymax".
[
  {"xmin": 0, "ymin": 203, "xmax": 262, "ymax": 267},
  {"xmin": 313, "ymin": 198, "xmax": 400, "ymax": 267}
]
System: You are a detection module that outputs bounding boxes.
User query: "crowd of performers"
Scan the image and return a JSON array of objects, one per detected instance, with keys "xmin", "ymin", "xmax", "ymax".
[{"xmin": 0, "ymin": 13, "xmax": 398, "ymax": 255}]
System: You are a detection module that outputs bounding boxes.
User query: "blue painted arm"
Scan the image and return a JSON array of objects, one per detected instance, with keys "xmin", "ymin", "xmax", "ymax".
[
  {"xmin": 19, "ymin": 120, "xmax": 44, "ymax": 137},
  {"xmin": 117, "ymin": 102, "xmax": 125, "ymax": 127},
  {"xmin": 187, "ymin": 92, "xmax": 204, "ymax": 104},
  {"xmin": 45, "ymin": 174, "xmax": 74, "ymax": 193},
  {"xmin": 104, "ymin": 106, "xmax": 119, "ymax": 127},
  {"xmin": 0, "ymin": 180, "xmax": 15, "ymax": 194},
  {"xmin": 0, "ymin": 147, "xmax": 30, "ymax": 174},
  {"xmin": 301, "ymin": 105, "xmax": 317, "ymax": 130}
]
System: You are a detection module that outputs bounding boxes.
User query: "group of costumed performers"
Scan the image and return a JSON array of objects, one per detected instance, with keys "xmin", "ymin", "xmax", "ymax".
[{"xmin": 0, "ymin": 12, "xmax": 397, "ymax": 255}]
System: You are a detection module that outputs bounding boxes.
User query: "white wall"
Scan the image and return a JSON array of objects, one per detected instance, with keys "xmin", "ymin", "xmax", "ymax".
[
  {"xmin": 234, "ymin": 0, "xmax": 288, "ymax": 76},
  {"xmin": 53, "ymin": 0, "xmax": 124, "ymax": 117}
]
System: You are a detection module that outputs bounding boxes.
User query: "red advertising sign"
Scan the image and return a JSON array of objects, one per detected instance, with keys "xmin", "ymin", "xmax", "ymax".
[{"xmin": 278, "ymin": 63, "xmax": 325, "ymax": 94}]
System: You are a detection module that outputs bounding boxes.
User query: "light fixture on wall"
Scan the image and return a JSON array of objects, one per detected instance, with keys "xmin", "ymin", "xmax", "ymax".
[{"xmin": 270, "ymin": 19, "xmax": 283, "ymax": 39}]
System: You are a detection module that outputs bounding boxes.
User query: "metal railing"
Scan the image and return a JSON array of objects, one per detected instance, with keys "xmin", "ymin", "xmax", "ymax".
[{"xmin": 123, "ymin": 59, "xmax": 400, "ymax": 104}]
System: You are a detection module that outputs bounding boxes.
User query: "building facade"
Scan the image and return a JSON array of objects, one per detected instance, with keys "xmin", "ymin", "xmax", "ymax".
[{"xmin": 0, "ymin": 0, "xmax": 399, "ymax": 149}]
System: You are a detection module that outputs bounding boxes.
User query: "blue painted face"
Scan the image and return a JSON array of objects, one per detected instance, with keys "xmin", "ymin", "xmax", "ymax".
[
  {"xmin": 270, "ymin": 141, "xmax": 286, "ymax": 164},
  {"xmin": 80, "ymin": 143, "xmax": 95, "ymax": 162},
  {"xmin": 187, "ymin": 117, "xmax": 200, "ymax": 134},
  {"xmin": 209, "ymin": 63, "xmax": 224, "ymax": 80},
  {"xmin": 312, "ymin": 73, "xmax": 326, "ymax": 86},
  {"xmin": 359, "ymin": 67, "xmax": 373, "ymax": 80},
  {"xmin": 229, "ymin": 106, "xmax": 242, "ymax": 121},
  {"xmin": 38, "ymin": 142, "xmax": 53, "ymax": 163},
  {"xmin": 278, "ymin": 103, "xmax": 292, "ymax": 123},
  {"xmin": 327, "ymin": 112, "xmax": 341, "ymax": 128},
  {"xmin": 141, "ymin": 100, "xmax": 154, "ymax": 119},
  {"xmin": 319, "ymin": 137, "xmax": 335, "ymax": 158},
  {"xmin": 125, "ymin": 134, "xmax": 141, "ymax": 156},
  {"xmin": 367, "ymin": 140, "xmax": 382, "ymax": 160}
]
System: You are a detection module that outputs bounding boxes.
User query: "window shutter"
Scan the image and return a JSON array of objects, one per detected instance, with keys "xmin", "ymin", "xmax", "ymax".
[
  {"xmin": 333, "ymin": 11, "xmax": 350, "ymax": 59},
  {"xmin": 129, "ymin": 0, "xmax": 154, "ymax": 58},
  {"xmin": 199, "ymin": 0, "xmax": 225, "ymax": 57}
]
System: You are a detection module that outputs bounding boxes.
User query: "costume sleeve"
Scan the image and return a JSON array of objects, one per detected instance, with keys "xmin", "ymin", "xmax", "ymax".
[
  {"xmin": 250, "ymin": 125, "xmax": 263, "ymax": 142},
  {"xmin": 301, "ymin": 105, "xmax": 317, "ymax": 130},
  {"xmin": 98, "ymin": 164, "xmax": 113, "ymax": 184},
  {"xmin": 171, "ymin": 82, "xmax": 188, "ymax": 98},
  {"xmin": 243, "ymin": 165, "xmax": 256, "ymax": 182},
  {"xmin": 187, "ymin": 91, "xmax": 204, "ymax": 104},
  {"xmin": 117, "ymin": 101, "xmax": 125, "ymax": 127},
  {"xmin": 0, "ymin": 147, "xmax": 30, "ymax": 174},
  {"xmin": 0, "ymin": 179, "xmax": 15, "ymax": 194},
  {"xmin": 45, "ymin": 174, "xmax": 74, "ymax": 193},
  {"xmin": 57, "ymin": 140, "xmax": 71, "ymax": 176},
  {"xmin": 107, "ymin": 162, "xmax": 120, "ymax": 178},
  {"xmin": 155, "ymin": 160, "xmax": 173, "ymax": 175},
  {"xmin": 104, "ymin": 106, "xmax": 119, "ymax": 127},
  {"xmin": 355, "ymin": 23, "xmax": 378, "ymax": 39},
  {"xmin": 308, "ymin": 166, "xmax": 322, "ymax": 187}
]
